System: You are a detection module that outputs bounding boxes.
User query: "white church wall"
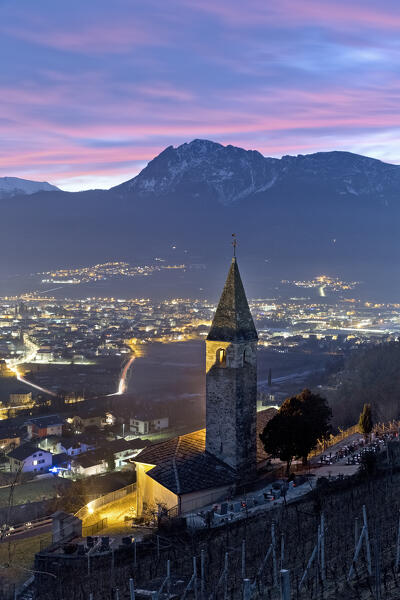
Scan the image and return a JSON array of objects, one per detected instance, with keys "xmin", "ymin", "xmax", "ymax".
[{"xmin": 136, "ymin": 463, "xmax": 178, "ymax": 516}]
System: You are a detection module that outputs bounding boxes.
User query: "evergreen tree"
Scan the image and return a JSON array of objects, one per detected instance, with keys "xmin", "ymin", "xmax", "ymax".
[{"xmin": 359, "ymin": 403, "xmax": 373, "ymax": 439}]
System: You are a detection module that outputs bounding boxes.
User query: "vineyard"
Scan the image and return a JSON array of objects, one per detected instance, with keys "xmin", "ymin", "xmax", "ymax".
[{"xmin": 31, "ymin": 458, "xmax": 400, "ymax": 600}]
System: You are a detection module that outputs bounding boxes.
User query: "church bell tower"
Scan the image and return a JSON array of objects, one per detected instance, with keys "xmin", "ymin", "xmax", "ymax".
[{"xmin": 205, "ymin": 257, "xmax": 258, "ymax": 477}]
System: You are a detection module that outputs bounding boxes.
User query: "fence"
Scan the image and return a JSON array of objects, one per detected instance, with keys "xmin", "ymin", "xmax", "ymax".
[
  {"xmin": 374, "ymin": 420, "xmax": 400, "ymax": 436},
  {"xmin": 308, "ymin": 424, "xmax": 360, "ymax": 458},
  {"xmin": 75, "ymin": 483, "xmax": 136, "ymax": 521},
  {"xmin": 82, "ymin": 518, "xmax": 108, "ymax": 537}
]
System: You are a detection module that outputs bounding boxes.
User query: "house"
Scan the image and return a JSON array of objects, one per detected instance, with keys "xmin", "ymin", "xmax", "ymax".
[
  {"xmin": 38, "ymin": 434, "xmax": 97, "ymax": 457},
  {"xmin": 9, "ymin": 392, "xmax": 33, "ymax": 407},
  {"xmin": 0, "ymin": 425, "xmax": 21, "ymax": 452},
  {"xmin": 67, "ymin": 407, "xmax": 114, "ymax": 431},
  {"xmin": 130, "ymin": 415, "xmax": 169, "ymax": 435},
  {"xmin": 7, "ymin": 443, "xmax": 53, "ymax": 473},
  {"xmin": 68, "ymin": 438, "xmax": 153, "ymax": 477},
  {"xmin": 70, "ymin": 450, "xmax": 107, "ymax": 477},
  {"xmin": 25, "ymin": 415, "xmax": 64, "ymax": 439},
  {"xmin": 104, "ymin": 438, "xmax": 152, "ymax": 469}
]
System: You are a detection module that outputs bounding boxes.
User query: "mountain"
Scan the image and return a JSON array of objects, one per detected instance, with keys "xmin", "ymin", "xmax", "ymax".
[
  {"xmin": 0, "ymin": 177, "xmax": 59, "ymax": 199},
  {"xmin": 1, "ymin": 140, "xmax": 400, "ymax": 300},
  {"xmin": 115, "ymin": 139, "xmax": 400, "ymax": 205}
]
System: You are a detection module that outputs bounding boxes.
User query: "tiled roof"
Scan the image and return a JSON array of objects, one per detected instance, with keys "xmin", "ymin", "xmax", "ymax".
[
  {"xmin": 68, "ymin": 406, "xmax": 106, "ymax": 419},
  {"xmin": 72, "ymin": 450, "xmax": 105, "ymax": 469},
  {"xmin": 25, "ymin": 415, "xmax": 64, "ymax": 427},
  {"xmin": 136, "ymin": 430, "xmax": 237, "ymax": 494},
  {"xmin": 0, "ymin": 426, "xmax": 21, "ymax": 440},
  {"xmin": 135, "ymin": 409, "xmax": 277, "ymax": 495},
  {"xmin": 7, "ymin": 443, "xmax": 51, "ymax": 461}
]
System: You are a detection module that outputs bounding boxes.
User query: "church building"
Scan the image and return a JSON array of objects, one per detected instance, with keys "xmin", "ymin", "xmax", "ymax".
[{"xmin": 134, "ymin": 257, "xmax": 275, "ymax": 516}]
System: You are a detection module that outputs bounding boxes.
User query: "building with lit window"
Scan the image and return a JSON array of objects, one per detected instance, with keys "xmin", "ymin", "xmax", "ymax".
[{"xmin": 7, "ymin": 443, "xmax": 52, "ymax": 473}]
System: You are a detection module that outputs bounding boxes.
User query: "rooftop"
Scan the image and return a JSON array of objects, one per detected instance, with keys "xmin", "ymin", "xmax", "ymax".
[
  {"xmin": 207, "ymin": 258, "xmax": 258, "ymax": 343},
  {"xmin": 135, "ymin": 409, "xmax": 276, "ymax": 495},
  {"xmin": 25, "ymin": 414, "xmax": 64, "ymax": 428},
  {"xmin": 7, "ymin": 442, "xmax": 51, "ymax": 461}
]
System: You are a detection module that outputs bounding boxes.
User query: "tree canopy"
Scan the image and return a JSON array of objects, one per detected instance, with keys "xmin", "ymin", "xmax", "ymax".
[{"xmin": 259, "ymin": 389, "xmax": 332, "ymax": 474}]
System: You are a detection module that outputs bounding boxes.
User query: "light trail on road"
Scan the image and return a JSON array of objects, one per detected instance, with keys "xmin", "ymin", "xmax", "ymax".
[
  {"xmin": 7, "ymin": 364, "xmax": 57, "ymax": 397},
  {"xmin": 5, "ymin": 338, "xmax": 58, "ymax": 397},
  {"xmin": 109, "ymin": 354, "xmax": 136, "ymax": 396}
]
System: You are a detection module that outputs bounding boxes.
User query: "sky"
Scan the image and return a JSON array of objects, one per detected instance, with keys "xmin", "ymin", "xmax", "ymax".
[{"xmin": 1, "ymin": 0, "xmax": 400, "ymax": 191}]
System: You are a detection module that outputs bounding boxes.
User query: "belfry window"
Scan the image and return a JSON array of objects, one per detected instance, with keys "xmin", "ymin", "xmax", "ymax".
[{"xmin": 216, "ymin": 348, "xmax": 226, "ymax": 366}]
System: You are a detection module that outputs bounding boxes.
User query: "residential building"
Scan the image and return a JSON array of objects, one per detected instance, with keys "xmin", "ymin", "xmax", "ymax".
[
  {"xmin": 7, "ymin": 443, "xmax": 53, "ymax": 473},
  {"xmin": 130, "ymin": 415, "xmax": 169, "ymax": 435},
  {"xmin": 25, "ymin": 415, "xmax": 64, "ymax": 439}
]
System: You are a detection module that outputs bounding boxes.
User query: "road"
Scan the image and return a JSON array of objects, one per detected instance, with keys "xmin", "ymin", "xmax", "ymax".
[
  {"xmin": 5, "ymin": 338, "xmax": 57, "ymax": 397},
  {"xmin": 0, "ymin": 520, "xmax": 52, "ymax": 542},
  {"xmin": 5, "ymin": 335, "xmax": 135, "ymax": 398},
  {"xmin": 109, "ymin": 354, "xmax": 136, "ymax": 396}
]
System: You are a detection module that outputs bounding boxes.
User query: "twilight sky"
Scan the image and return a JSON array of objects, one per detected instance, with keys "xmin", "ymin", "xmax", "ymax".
[{"xmin": 1, "ymin": 0, "xmax": 400, "ymax": 191}]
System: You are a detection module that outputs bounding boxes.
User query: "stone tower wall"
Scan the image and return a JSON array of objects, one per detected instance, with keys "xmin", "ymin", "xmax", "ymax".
[{"xmin": 206, "ymin": 340, "xmax": 257, "ymax": 477}]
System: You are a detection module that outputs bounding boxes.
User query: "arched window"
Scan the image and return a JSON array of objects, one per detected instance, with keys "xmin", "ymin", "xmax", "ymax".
[{"xmin": 216, "ymin": 348, "xmax": 226, "ymax": 366}]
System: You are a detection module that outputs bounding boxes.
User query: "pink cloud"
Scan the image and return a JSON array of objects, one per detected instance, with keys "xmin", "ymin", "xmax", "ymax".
[
  {"xmin": 2, "ymin": 18, "xmax": 168, "ymax": 54},
  {"xmin": 180, "ymin": 0, "xmax": 400, "ymax": 31}
]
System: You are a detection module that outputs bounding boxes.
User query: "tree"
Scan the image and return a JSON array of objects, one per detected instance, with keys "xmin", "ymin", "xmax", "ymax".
[
  {"xmin": 259, "ymin": 389, "xmax": 332, "ymax": 474},
  {"xmin": 359, "ymin": 403, "xmax": 373, "ymax": 439},
  {"xmin": 259, "ymin": 411, "xmax": 302, "ymax": 475},
  {"xmin": 293, "ymin": 389, "xmax": 332, "ymax": 464}
]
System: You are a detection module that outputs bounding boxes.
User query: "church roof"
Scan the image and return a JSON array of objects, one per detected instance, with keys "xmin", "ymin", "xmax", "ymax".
[
  {"xmin": 135, "ymin": 429, "xmax": 237, "ymax": 494},
  {"xmin": 207, "ymin": 258, "xmax": 258, "ymax": 342},
  {"xmin": 135, "ymin": 408, "xmax": 277, "ymax": 495}
]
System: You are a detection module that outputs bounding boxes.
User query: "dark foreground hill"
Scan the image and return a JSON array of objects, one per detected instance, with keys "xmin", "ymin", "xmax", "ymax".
[{"xmin": 2, "ymin": 139, "xmax": 400, "ymax": 299}]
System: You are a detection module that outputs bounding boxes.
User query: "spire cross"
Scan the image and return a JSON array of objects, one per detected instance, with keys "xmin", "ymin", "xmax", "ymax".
[{"xmin": 232, "ymin": 233, "xmax": 237, "ymax": 258}]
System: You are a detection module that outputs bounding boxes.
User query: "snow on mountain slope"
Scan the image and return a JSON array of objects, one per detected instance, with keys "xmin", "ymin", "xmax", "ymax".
[
  {"xmin": 0, "ymin": 177, "xmax": 59, "ymax": 199},
  {"xmin": 115, "ymin": 139, "xmax": 400, "ymax": 204}
]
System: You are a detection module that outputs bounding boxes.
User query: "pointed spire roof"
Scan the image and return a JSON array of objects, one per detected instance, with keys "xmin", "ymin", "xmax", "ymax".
[{"xmin": 207, "ymin": 258, "xmax": 258, "ymax": 342}]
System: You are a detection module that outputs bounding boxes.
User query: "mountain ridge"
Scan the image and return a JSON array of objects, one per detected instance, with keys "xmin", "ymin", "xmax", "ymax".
[
  {"xmin": 0, "ymin": 176, "xmax": 59, "ymax": 199},
  {"xmin": 1, "ymin": 139, "xmax": 400, "ymax": 300},
  {"xmin": 113, "ymin": 139, "xmax": 400, "ymax": 204}
]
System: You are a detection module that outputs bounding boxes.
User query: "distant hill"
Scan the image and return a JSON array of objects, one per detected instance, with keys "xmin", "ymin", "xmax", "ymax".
[
  {"xmin": 1, "ymin": 140, "xmax": 400, "ymax": 299},
  {"xmin": 0, "ymin": 177, "xmax": 59, "ymax": 199}
]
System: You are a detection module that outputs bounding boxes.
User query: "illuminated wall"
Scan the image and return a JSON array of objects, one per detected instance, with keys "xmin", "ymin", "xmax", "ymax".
[{"xmin": 135, "ymin": 463, "xmax": 177, "ymax": 516}]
